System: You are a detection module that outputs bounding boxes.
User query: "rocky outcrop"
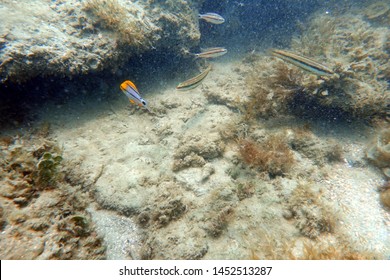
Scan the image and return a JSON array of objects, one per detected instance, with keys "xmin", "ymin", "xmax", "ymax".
[{"xmin": 0, "ymin": 0, "xmax": 202, "ymax": 83}]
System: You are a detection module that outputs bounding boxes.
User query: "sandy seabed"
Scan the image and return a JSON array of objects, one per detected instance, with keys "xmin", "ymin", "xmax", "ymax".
[{"xmin": 13, "ymin": 59, "xmax": 385, "ymax": 260}]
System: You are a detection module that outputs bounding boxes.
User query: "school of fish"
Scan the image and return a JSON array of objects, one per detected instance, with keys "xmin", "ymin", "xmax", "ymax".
[
  {"xmin": 119, "ymin": 11, "xmax": 338, "ymax": 112},
  {"xmin": 119, "ymin": 12, "xmax": 226, "ymax": 110}
]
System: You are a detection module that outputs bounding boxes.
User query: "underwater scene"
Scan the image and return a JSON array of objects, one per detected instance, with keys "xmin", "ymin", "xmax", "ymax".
[{"xmin": 0, "ymin": 0, "xmax": 389, "ymax": 260}]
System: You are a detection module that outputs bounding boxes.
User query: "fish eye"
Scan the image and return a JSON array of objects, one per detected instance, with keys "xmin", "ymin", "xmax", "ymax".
[{"xmin": 142, "ymin": 101, "xmax": 147, "ymax": 106}]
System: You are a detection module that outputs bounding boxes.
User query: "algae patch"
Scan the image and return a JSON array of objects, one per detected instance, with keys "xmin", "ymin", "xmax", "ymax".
[{"xmin": 0, "ymin": 134, "xmax": 105, "ymax": 259}]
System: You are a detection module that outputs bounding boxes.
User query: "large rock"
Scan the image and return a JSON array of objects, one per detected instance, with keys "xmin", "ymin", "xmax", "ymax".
[{"xmin": 0, "ymin": 0, "xmax": 202, "ymax": 83}]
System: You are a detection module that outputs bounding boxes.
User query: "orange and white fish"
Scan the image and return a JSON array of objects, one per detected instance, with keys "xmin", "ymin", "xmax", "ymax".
[{"xmin": 120, "ymin": 80, "xmax": 149, "ymax": 111}]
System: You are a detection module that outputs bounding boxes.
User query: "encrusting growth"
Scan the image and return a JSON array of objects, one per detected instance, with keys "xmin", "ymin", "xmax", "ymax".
[{"xmin": 238, "ymin": 133, "xmax": 294, "ymax": 176}]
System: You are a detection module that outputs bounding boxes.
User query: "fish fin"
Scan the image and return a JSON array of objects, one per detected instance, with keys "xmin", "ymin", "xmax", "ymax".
[
  {"xmin": 266, "ymin": 48, "xmax": 277, "ymax": 57},
  {"xmin": 201, "ymin": 47, "xmax": 213, "ymax": 52},
  {"xmin": 121, "ymin": 80, "xmax": 139, "ymax": 92},
  {"xmin": 129, "ymin": 99, "xmax": 135, "ymax": 104}
]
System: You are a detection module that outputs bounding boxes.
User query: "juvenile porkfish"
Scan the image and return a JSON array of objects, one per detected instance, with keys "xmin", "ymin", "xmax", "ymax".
[
  {"xmin": 270, "ymin": 49, "xmax": 336, "ymax": 77},
  {"xmin": 176, "ymin": 64, "xmax": 212, "ymax": 91},
  {"xmin": 194, "ymin": 47, "xmax": 227, "ymax": 59},
  {"xmin": 199, "ymin": 12, "xmax": 225, "ymax": 24},
  {"xmin": 120, "ymin": 80, "xmax": 149, "ymax": 111}
]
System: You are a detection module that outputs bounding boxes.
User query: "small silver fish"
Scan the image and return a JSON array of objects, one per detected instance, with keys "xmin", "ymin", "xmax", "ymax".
[
  {"xmin": 270, "ymin": 49, "xmax": 336, "ymax": 77},
  {"xmin": 194, "ymin": 47, "xmax": 227, "ymax": 59},
  {"xmin": 120, "ymin": 80, "xmax": 149, "ymax": 111},
  {"xmin": 199, "ymin": 13, "xmax": 225, "ymax": 24},
  {"xmin": 176, "ymin": 64, "xmax": 212, "ymax": 91}
]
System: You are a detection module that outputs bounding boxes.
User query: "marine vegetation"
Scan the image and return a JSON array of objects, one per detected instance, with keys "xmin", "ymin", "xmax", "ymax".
[
  {"xmin": 366, "ymin": 128, "xmax": 390, "ymax": 178},
  {"xmin": 237, "ymin": 133, "xmax": 294, "ymax": 177},
  {"xmin": 245, "ymin": 60, "xmax": 306, "ymax": 119},
  {"xmin": 204, "ymin": 206, "xmax": 234, "ymax": 238},
  {"xmin": 286, "ymin": 182, "xmax": 336, "ymax": 239},
  {"xmin": 35, "ymin": 152, "xmax": 63, "ymax": 188},
  {"xmin": 172, "ymin": 132, "xmax": 224, "ymax": 171},
  {"xmin": 380, "ymin": 181, "xmax": 390, "ymax": 208},
  {"xmin": 245, "ymin": 13, "xmax": 390, "ymax": 121},
  {"xmin": 288, "ymin": 126, "xmax": 344, "ymax": 165},
  {"xmin": 0, "ymin": 134, "xmax": 105, "ymax": 259},
  {"xmin": 250, "ymin": 234, "xmax": 380, "ymax": 260},
  {"xmin": 84, "ymin": 0, "xmax": 147, "ymax": 47},
  {"xmin": 136, "ymin": 182, "xmax": 188, "ymax": 229},
  {"xmin": 297, "ymin": 238, "xmax": 381, "ymax": 260},
  {"xmin": 363, "ymin": 1, "xmax": 390, "ymax": 24}
]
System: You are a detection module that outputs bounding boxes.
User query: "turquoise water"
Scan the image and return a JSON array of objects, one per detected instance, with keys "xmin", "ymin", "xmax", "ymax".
[{"xmin": 0, "ymin": 0, "xmax": 389, "ymax": 260}]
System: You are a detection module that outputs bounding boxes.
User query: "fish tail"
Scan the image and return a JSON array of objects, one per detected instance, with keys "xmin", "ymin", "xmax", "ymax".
[{"xmin": 183, "ymin": 49, "xmax": 196, "ymax": 57}]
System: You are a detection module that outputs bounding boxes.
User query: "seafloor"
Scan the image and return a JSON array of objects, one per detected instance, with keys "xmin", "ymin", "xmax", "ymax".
[{"xmin": 0, "ymin": 0, "xmax": 389, "ymax": 259}]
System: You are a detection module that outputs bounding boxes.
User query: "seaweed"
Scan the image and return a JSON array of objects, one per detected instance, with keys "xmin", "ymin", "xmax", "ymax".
[
  {"xmin": 0, "ymin": 134, "xmax": 106, "ymax": 259},
  {"xmin": 363, "ymin": 2, "xmax": 390, "ymax": 22},
  {"xmin": 137, "ymin": 196, "xmax": 187, "ymax": 229},
  {"xmin": 237, "ymin": 133, "xmax": 294, "ymax": 177},
  {"xmin": 204, "ymin": 206, "xmax": 233, "ymax": 238},
  {"xmin": 287, "ymin": 182, "xmax": 336, "ymax": 239},
  {"xmin": 366, "ymin": 128, "xmax": 390, "ymax": 178},
  {"xmin": 298, "ymin": 239, "xmax": 380, "ymax": 260},
  {"xmin": 245, "ymin": 60, "xmax": 304, "ymax": 119},
  {"xmin": 380, "ymin": 181, "xmax": 390, "ymax": 208},
  {"xmin": 289, "ymin": 126, "xmax": 344, "ymax": 165},
  {"xmin": 244, "ymin": 13, "xmax": 390, "ymax": 121},
  {"xmin": 172, "ymin": 133, "xmax": 224, "ymax": 171},
  {"xmin": 290, "ymin": 13, "xmax": 390, "ymax": 120},
  {"xmin": 58, "ymin": 215, "xmax": 91, "ymax": 237},
  {"xmin": 35, "ymin": 152, "xmax": 63, "ymax": 188},
  {"xmin": 84, "ymin": 0, "xmax": 146, "ymax": 47},
  {"xmin": 236, "ymin": 181, "xmax": 255, "ymax": 201}
]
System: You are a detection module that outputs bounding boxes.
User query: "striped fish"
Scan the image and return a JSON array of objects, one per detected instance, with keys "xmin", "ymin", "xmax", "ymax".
[
  {"xmin": 176, "ymin": 64, "xmax": 212, "ymax": 91},
  {"xmin": 270, "ymin": 49, "xmax": 335, "ymax": 77},
  {"xmin": 120, "ymin": 80, "xmax": 149, "ymax": 111},
  {"xmin": 199, "ymin": 13, "xmax": 225, "ymax": 24},
  {"xmin": 195, "ymin": 47, "xmax": 227, "ymax": 59}
]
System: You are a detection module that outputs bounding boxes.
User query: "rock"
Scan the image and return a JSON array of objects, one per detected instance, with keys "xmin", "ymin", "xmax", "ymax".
[{"xmin": 0, "ymin": 0, "xmax": 201, "ymax": 83}]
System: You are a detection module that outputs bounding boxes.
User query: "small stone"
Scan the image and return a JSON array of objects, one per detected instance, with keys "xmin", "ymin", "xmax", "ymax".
[{"xmin": 282, "ymin": 209, "xmax": 293, "ymax": 220}]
